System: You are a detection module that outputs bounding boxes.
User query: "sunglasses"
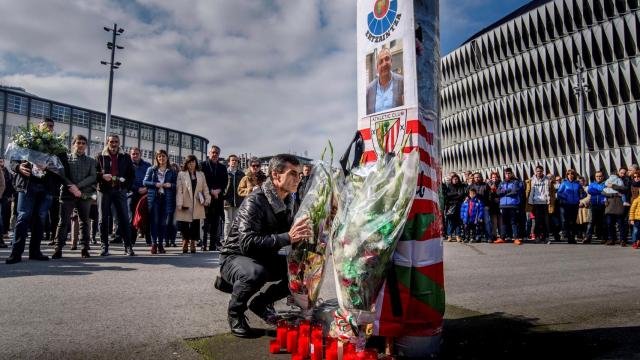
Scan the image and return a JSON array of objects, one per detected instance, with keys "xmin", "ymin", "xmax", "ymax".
[{"xmin": 251, "ymin": 164, "xmax": 260, "ymax": 168}]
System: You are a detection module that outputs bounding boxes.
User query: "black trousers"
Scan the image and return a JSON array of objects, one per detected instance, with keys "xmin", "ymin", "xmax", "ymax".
[
  {"xmin": 55, "ymin": 198, "xmax": 92, "ymax": 249},
  {"xmin": 179, "ymin": 219, "xmax": 200, "ymax": 241},
  {"xmin": 204, "ymin": 202, "xmax": 223, "ymax": 249},
  {"xmin": 99, "ymin": 190, "xmax": 131, "ymax": 249},
  {"xmin": 220, "ymin": 254, "xmax": 290, "ymax": 317},
  {"xmin": 531, "ymin": 204, "xmax": 550, "ymax": 239},
  {"xmin": 586, "ymin": 206, "xmax": 606, "ymax": 241}
]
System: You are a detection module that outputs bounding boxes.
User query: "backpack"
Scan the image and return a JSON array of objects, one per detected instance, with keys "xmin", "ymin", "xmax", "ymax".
[{"xmin": 133, "ymin": 194, "xmax": 149, "ymax": 232}]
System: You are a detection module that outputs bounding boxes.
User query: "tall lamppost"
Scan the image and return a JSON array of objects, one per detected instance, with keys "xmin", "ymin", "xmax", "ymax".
[
  {"xmin": 100, "ymin": 23, "xmax": 125, "ymax": 145},
  {"xmin": 572, "ymin": 58, "xmax": 590, "ymax": 180}
]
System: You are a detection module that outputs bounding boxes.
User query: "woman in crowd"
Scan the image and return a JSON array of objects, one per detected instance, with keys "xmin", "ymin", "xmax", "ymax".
[
  {"xmin": 486, "ymin": 171, "xmax": 501, "ymax": 242},
  {"xmin": 143, "ymin": 150, "xmax": 177, "ymax": 254},
  {"xmin": 444, "ymin": 173, "xmax": 467, "ymax": 242},
  {"xmin": 176, "ymin": 155, "xmax": 211, "ymax": 253},
  {"xmin": 237, "ymin": 157, "xmax": 266, "ymax": 197},
  {"xmin": 556, "ymin": 169, "xmax": 586, "ymax": 244},
  {"xmin": 604, "ymin": 173, "xmax": 626, "ymax": 246},
  {"xmin": 576, "ymin": 176, "xmax": 591, "ymax": 240}
]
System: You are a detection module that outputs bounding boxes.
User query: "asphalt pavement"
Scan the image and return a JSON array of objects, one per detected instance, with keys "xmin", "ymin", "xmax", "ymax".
[{"xmin": 0, "ymin": 239, "xmax": 639, "ymax": 359}]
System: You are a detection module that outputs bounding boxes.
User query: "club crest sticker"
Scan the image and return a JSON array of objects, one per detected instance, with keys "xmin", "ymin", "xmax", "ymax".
[
  {"xmin": 366, "ymin": 0, "xmax": 401, "ymax": 43},
  {"xmin": 370, "ymin": 109, "xmax": 407, "ymax": 156}
]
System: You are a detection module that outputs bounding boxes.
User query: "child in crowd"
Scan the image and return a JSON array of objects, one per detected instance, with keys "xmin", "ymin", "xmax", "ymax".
[
  {"xmin": 460, "ymin": 188, "xmax": 484, "ymax": 243},
  {"xmin": 630, "ymin": 193, "xmax": 640, "ymax": 249}
]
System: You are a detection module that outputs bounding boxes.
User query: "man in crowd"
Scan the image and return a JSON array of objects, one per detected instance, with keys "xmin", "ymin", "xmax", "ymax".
[
  {"xmin": 525, "ymin": 165, "xmax": 555, "ymax": 243},
  {"xmin": 201, "ymin": 145, "xmax": 228, "ymax": 251},
  {"xmin": 497, "ymin": 168, "xmax": 524, "ymax": 245},
  {"xmin": 366, "ymin": 47, "xmax": 404, "ymax": 114},
  {"xmin": 469, "ymin": 172, "xmax": 492, "ymax": 241},
  {"xmin": 6, "ymin": 118, "xmax": 64, "ymax": 264},
  {"xmin": 0, "ymin": 158, "xmax": 13, "ymax": 244},
  {"xmin": 218, "ymin": 154, "xmax": 312, "ymax": 337},
  {"xmin": 224, "ymin": 154, "xmax": 244, "ymax": 242},
  {"xmin": 52, "ymin": 135, "xmax": 97, "ymax": 259},
  {"xmin": 129, "ymin": 147, "xmax": 151, "ymax": 245},
  {"xmin": 296, "ymin": 163, "xmax": 313, "ymax": 206},
  {"xmin": 585, "ymin": 171, "xmax": 607, "ymax": 244},
  {"xmin": 96, "ymin": 134, "xmax": 136, "ymax": 256},
  {"xmin": 617, "ymin": 167, "xmax": 632, "ymax": 243}
]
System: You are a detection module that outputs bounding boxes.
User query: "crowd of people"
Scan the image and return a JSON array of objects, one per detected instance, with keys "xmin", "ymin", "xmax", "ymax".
[
  {"xmin": 443, "ymin": 165, "xmax": 640, "ymax": 249},
  {"xmin": 2, "ymin": 117, "xmax": 317, "ymax": 265}
]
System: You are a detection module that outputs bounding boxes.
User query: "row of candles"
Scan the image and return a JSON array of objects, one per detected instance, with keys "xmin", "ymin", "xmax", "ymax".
[{"xmin": 269, "ymin": 320, "xmax": 378, "ymax": 360}]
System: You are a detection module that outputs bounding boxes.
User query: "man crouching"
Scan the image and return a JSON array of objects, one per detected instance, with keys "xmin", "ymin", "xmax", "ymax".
[{"xmin": 219, "ymin": 154, "xmax": 311, "ymax": 338}]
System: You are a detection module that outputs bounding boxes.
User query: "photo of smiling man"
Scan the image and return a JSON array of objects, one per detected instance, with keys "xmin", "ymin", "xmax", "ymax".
[{"xmin": 365, "ymin": 43, "xmax": 404, "ymax": 115}]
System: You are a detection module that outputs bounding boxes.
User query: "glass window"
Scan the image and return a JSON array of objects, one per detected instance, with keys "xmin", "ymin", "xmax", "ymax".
[
  {"xmin": 110, "ymin": 117, "xmax": 123, "ymax": 135},
  {"xmin": 168, "ymin": 131, "xmax": 179, "ymax": 146},
  {"xmin": 181, "ymin": 134, "xmax": 191, "ymax": 149},
  {"xmin": 125, "ymin": 121, "xmax": 139, "ymax": 138},
  {"xmin": 0, "ymin": 91, "xmax": 4, "ymax": 111},
  {"xmin": 192, "ymin": 137, "xmax": 202, "ymax": 151},
  {"xmin": 155, "ymin": 129, "xmax": 166, "ymax": 144},
  {"xmin": 30, "ymin": 99, "xmax": 50, "ymax": 119},
  {"xmin": 91, "ymin": 113, "xmax": 105, "ymax": 131},
  {"xmin": 72, "ymin": 109, "xmax": 89, "ymax": 128},
  {"xmin": 51, "ymin": 104, "xmax": 71, "ymax": 123},
  {"xmin": 7, "ymin": 94, "xmax": 28, "ymax": 115},
  {"xmin": 140, "ymin": 125, "xmax": 153, "ymax": 141}
]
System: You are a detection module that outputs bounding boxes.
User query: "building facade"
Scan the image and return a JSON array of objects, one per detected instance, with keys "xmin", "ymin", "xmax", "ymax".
[
  {"xmin": 441, "ymin": 0, "xmax": 640, "ymax": 180},
  {"xmin": 0, "ymin": 86, "xmax": 208, "ymax": 164}
]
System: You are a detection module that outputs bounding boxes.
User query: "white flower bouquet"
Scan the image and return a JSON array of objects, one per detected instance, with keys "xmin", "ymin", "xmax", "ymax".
[{"xmin": 4, "ymin": 125, "xmax": 67, "ymax": 177}]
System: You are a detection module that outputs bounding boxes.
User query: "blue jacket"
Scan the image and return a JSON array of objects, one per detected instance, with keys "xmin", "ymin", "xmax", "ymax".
[
  {"xmin": 460, "ymin": 197, "xmax": 484, "ymax": 225},
  {"xmin": 587, "ymin": 181, "xmax": 606, "ymax": 207},
  {"xmin": 497, "ymin": 179, "xmax": 523, "ymax": 208},
  {"xmin": 132, "ymin": 159, "xmax": 151, "ymax": 190},
  {"xmin": 556, "ymin": 179, "xmax": 586, "ymax": 205},
  {"xmin": 143, "ymin": 167, "xmax": 177, "ymax": 213}
]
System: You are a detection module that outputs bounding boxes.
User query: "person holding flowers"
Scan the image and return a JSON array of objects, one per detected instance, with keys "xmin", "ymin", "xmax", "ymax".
[
  {"xmin": 5, "ymin": 118, "xmax": 68, "ymax": 264},
  {"xmin": 51, "ymin": 135, "xmax": 97, "ymax": 259},
  {"xmin": 219, "ymin": 154, "xmax": 312, "ymax": 338},
  {"xmin": 96, "ymin": 134, "xmax": 136, "ymax": 256}
]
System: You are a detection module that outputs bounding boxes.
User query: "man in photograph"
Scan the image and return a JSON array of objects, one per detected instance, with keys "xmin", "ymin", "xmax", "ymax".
[{"xmin": 366, "ymin": 47, "xmax": 404, "ymax": 114}]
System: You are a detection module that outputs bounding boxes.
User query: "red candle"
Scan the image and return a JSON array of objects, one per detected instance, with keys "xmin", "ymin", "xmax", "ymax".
[
  {"xmin": 325, "ymin": 349, "xmax": 337, "ymax": 360},
  {"xmin": 299, "ymin": 320, "xmax": 310, "ymax": 338},
  {"xmin": 298, "ymin": 336, "xmax": 310, "ymax": 358},
  {"xmin": 311, "ymin": 339, "xmax": 323, "ymax": 360},
  {"xmin": 286, "ymin": 327, "xmax": 298, "ymax": 354},
  {"xmin": 311, "ymin": 327, "xmax": 322, "ymax": 343},
  {"xmin": 277, "ymin": 321, "xmax": 288, "ymax": 349},
  {"xmin": 291, "ymin": 354, "xmax": 303, "ymax": 360},
  {"xmin": 364, "ymin": 349, "xmax": 378, "ymax": 360},
  {"xmin": 344, "ymin": 342, "xmax": 356, "ymax": 356},
  {"xmin": 269, "ymin": 340, "xmax": 281, "ymax": 354}
]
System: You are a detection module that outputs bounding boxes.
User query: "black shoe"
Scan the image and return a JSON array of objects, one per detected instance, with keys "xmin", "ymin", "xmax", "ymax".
[
  {"xmin": 81, "ymin": 249, "xmax": 90, "ymax": 258},
  {"xmin": 47, "ymin": 240, "xmax": 56, "ymax": 246},
  {"xmin": 28, "ymin": 253, "xmax": 49, "ymax": 261},
  {"xmin": 214, "ymin": 276, "xmax": 233, "ymax": 294},
  {"xmin": 197, "ymin": 240, "xmax": 203, "ymax": 247},
  {"xmin": 170, "ymin": 242, "xmax": 176, "ymax": 247},
  {"xmin": 100, "ymin": 249, "xmax": 110, "ymax": 256},
  {"xmin": 228, "ymin": 313, "xmax": 252, "ymax": 338},
  {"xmin": 5, "ymin": 255, "xmax": 22, "ymax": 264},
  {"xmin": 51, "ymin": 248, "xmax": 63, "ymax": 259},
  {"xmin": 249, "ymin": 300, "xmax": 279, "ymax": 326},
  {"xmin": 0, "ymin": 240, "xmax": 7, "ymax": 248},
  {"xmin": 70, "ymin": 245, "xmax": 77, "ymax": 251},
  {"xmin": 127, "ymin": 247, "xmax": 136, "ymax": 256}
]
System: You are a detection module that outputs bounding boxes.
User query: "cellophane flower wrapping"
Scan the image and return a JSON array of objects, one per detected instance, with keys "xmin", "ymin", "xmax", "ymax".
[
  {"xmin": 330, "ymin": 150, "xmax": 419, "ymax": 316},
  {"xmin": 4, "ymin": 125, "xmax": 67, "ymax": 177},
  {"xmin": 287, "ymin": 159, "xmax": 337, "ymax": 310}
]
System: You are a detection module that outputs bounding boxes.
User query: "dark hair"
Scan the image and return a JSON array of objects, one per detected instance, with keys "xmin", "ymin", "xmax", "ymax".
[
  {"xmin": 210, "ymin": 145, "xmax": 221, "ymax": 153},
  {"xmin": 228, "ymin": 154, "xmax": 238, "ymax": 161},
  {"xmin": 182, "ymin": 154, "xmax": 199, "ymax": 171},
  {"xmin": 154, "ymin": 149, "xmax": 169, "ymax": 168},
  {"xmin": 268, "ymin": 154, "xmax": 300, "ymax": 179},
  {"xmin": 566, "ymin": 169, "xmax": 577, "ymax": 177},
  {"xmin": 535, "ymin": 165, "xmax": 543, "ymax": 171},
  {"xmin": 42, "ymin": 116, "xmax": 54, "ymax": 124},
  {"xmin": 504, "ymin": 167, "xmax": 513, "ymax": 173},
  {"xmin": 468, "ymin": 188, "xmax": 477, "ymax": 194},
  {"xmin": 72, "ymin": 134, "xmax": 88, "ymax": 144}
]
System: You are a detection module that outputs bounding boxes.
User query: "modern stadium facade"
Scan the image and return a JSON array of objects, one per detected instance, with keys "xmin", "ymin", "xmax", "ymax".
[
  {"xmin": 441, "ymin": 0, "xmax": 640, "ymax": 179},
  {"xmin": 0, "ymin": 86, "xmax": 208, "ymax": 165}
]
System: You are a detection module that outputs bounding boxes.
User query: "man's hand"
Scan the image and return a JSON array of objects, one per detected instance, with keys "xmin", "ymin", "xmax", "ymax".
[
  {"xmin": 630, "ymin": 220, "xmax": 634, "ymax": 225},
  {"xmin": 211, "ymin": 189, "xmax": 221, "ymax": 199},
  {"xmin": 162, "ymin": 183, "xmax": 172, "ymax": 189},
  {"xmin": 155, "ymin": 183, "xmax": 163, "ymax": 189},
  {"xmin": 102, "ymin": 174, "xmax": 113, "ymax": 182},
  {"xmin": 69, "ymin": 185, "xmax": 81, "ymax": 198},
  {"xmin": 18, "ymin": 163, "xmax": 32, "ymax": 177},
  {"xmin": 288, "ymin": 216, "xmax": 313, "ymax": 244},
  {"xmin": 138, "ymin": 187, "xmax": 148, "ymax": 194}
]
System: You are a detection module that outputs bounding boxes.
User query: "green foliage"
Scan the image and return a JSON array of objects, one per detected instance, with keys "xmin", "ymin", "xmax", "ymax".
[{"xmin": 12, "ymin": 124, "xmax": 67, "ymax": 154}]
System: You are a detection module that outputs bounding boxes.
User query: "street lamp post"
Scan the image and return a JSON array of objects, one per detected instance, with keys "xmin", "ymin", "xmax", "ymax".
[
  {"xmin": 101, "ymin": 23, "xmax": 125, "ymax": 146},
  {"xmin": 572, "ymin": 58, "xmax": 590, "ymax": 180}
]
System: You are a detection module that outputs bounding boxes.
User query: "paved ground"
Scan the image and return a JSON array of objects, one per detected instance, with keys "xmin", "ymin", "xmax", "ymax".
[{"xmin": 0, "ymin": 239, "xmax": 639, "ymax": 359}]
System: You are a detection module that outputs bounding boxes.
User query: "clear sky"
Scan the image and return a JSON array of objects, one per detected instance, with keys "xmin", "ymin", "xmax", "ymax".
[{"xmin": 0, "ymin": 0, "xmax": 530, "ymax": 159}]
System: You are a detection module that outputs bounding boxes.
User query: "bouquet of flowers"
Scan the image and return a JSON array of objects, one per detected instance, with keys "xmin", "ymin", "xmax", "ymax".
[
  {"xmin": 287, "ymin": 144, "xmax": 337, "ymax": 310},
  {"xmin": 330, "ymin": 149, "xmax": 419, "ymax": 316},
  {"xmin": 4, "ymin": 125, "xmax": 67, "ymax": 177}
]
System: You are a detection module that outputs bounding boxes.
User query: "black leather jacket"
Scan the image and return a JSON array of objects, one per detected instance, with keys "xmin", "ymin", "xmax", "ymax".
[{"xmin": 221, "ymin": 180, "xmax": 293, "ymax": 259}]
